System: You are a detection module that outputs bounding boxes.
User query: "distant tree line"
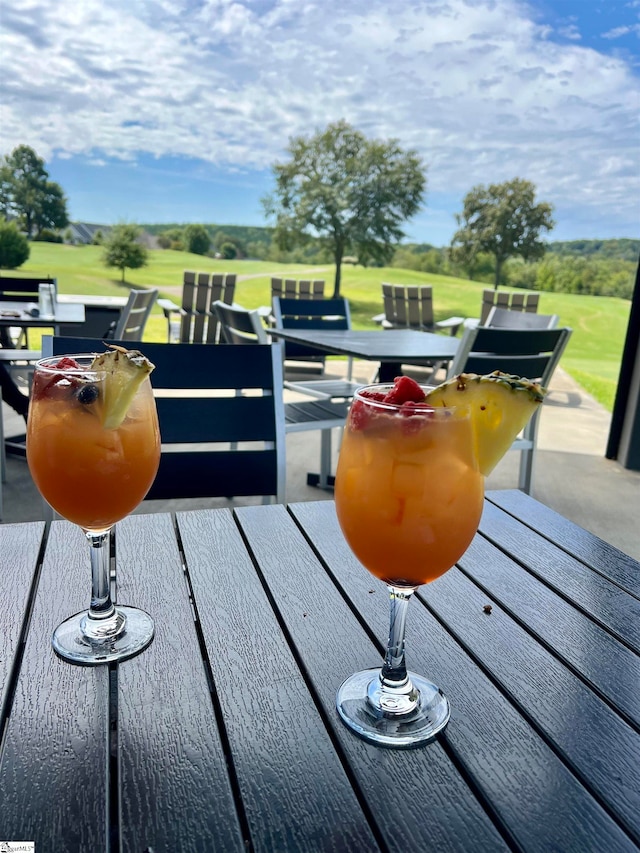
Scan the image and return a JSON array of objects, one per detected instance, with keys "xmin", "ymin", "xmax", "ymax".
[
  {"xmin": 391, "ymin": 239, "xmax": 637, "ymax": 300},
  {"xmin": 142, "ymin": 221, "xmax": 335, "ymax": 265}
]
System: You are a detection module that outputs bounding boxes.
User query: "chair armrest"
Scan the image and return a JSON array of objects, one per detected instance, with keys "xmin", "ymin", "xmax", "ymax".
[
  {"xmin": 0, "ymin": 349, "xmax": 41, "ymax": 362},
  {"xmin": 157, "ymin": 298, "xmax": 184, "ymax": 318},
  {"xmin": 435, "ymin": 316, "xmax": 465, "ymax": 336}
]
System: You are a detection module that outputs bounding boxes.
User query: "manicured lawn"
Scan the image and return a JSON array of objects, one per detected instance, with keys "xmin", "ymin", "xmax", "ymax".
[{"xmin": 12, "ymin": 243, "xmax": 632, "ymax": 412}]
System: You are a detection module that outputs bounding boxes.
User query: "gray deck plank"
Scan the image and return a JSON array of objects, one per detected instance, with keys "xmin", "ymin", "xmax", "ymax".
[
  {"xmin": 115, "ymin": 512, "xmax": 246, "ymax": 853},
  {"xmin": 179, "ymin": 506, "xmax": 381, "ymax": 853},
  {"xmin": 0, "ymin": 520, "xmax": 109, "ymax": 851}
]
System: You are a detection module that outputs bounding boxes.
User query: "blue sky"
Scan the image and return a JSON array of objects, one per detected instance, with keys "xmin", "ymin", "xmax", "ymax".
[{"xmin": 1, "ymin": 0, "xmax": 638, "ymax": 246}]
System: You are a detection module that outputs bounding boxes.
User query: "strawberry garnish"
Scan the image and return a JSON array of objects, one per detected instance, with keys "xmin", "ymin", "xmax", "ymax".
[{"xmin": 382, "ymin": 376, "xmax": 425, "ymax": 406}]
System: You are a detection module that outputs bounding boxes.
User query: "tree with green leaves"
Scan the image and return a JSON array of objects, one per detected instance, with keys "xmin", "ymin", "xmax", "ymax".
[
  {"xmin": 102, "ymin": 223, "xmax": 148, "ymax": 282},
  {"xmin": 0, "ymin": 145, "xmax": 69, "ymax": 237},
  {"xmin": 183, "ymin": 223, "xmax": 211, "ymax": 255},
  {"xmin": 263, "ymin": 120, "xmax": 426, "ymax": 297},
  {"xmin": 451, "ymin": 178, "xmax": 555, "ymax": 288}
]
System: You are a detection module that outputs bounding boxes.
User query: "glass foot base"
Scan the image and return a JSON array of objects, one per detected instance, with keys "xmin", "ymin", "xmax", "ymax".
[
  {"xmin": 52, "ymin": 606, "xmax": 155, "ymax": 665},
  {"xmin": 336, "ymin": 668, "xmax": 450, "ymax": 748}
]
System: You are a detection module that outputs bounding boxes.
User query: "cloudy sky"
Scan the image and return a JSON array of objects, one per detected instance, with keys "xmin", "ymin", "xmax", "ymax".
[{"xmin": 1, "ymin": 0, "xmax": 639, "ymax": 245}]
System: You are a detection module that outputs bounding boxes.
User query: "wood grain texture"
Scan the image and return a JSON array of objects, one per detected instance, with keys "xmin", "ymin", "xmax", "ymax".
[
  {"xmin": 4, "ymin": 497, "xmax": 639, "ymax": 853},
  {"xmin": 236, "ymin": 503, "xmax": 509, "ymax": 853},
  {"xmin": 457, "ymin": 532, "xmax": 640, "ymax": 727},
  {"xmin": 178, "ymin": 506, "xmax": 381, "ymax": 853},
  {"xmin": 487, "ymin": 489, "xmax": 640, "ymax": 596},
  {"xmin": 0, "ymin": 521, "xmax": 44, "ymax": 718},
  {"xmin": 0, "ymin": 519, "xmax": 109, "ymax": 851},
  {"xmin": 479, "ymin": 501, "xmax": 640, "ymax": 650},
  {"xmin": 289, "ymin": 500, "xmax": 639, "ymax": 853},
  {"xmin": 114, "ymin": 512, "xmax": 246, "ymax": 853},
  {"xmin": 421, "ymin": 565, "xmax": 640, "ymax": 843}
]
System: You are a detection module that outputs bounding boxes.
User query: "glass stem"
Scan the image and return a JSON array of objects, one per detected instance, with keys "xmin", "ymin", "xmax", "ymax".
[
  {"xmin": 380, "ymin": 585, "xmax": 415, "ymax": 690},
  {"xmin": 81, "ymin": 530, "xmax": 125, "ymax": 642},
  {"xmin": 366, "ymin": 585, "xmax": 420, "ymax": 716}
]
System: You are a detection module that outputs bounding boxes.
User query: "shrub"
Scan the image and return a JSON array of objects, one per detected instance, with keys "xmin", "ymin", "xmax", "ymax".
[
  {"xmin": 184, "ymin": 224, "xmax": 211, "ymax": 255},
  {"xmin": 219, "ymin": 241, "xmax": 238, "ymax": 260},
  {"xmin": 33, "ymin": 228, "xmax": 63, "ymax": 243},
  {"xmin": 0, "ymin": 218, "xmax": 30, "ymax": 268}
]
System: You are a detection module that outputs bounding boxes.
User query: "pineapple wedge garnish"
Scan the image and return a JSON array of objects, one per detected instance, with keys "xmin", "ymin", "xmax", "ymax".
[
  {"xmin": 425, "ymin": 370, "xmax": 545, "ymax": 475},
  {"xmin": 90, "ymin": 345, "xmax": 155, "ymax": 429}
]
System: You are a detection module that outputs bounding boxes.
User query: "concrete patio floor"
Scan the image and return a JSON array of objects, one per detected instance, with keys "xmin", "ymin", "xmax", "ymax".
[{"xmin": 2, "ymin": 360, "xmax": 639, "ymax": 561}]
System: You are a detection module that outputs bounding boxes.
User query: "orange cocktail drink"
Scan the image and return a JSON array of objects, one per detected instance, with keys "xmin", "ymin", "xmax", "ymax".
[
  {"xmin": 335, "ymin": 386, "xmax": 484, "ymax": 587},
  {"xmin": 27, "ymin": 372, "xmax": 160, "ymax": 530},
  {"xmin": 335, "ymin": 375, "xmax": 543, "ymax": 748},
  {"xmin": 27, "ymin": 363, "xmax": 160, "ymax": 531},
  {"xmin": 27, "ymin": 350, "xmax": 161, "ymax": 666}
]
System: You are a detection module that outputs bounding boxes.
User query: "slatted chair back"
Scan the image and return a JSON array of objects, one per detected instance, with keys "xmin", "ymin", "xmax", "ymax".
[
  {"xmin": 381, "ymin": 283, "xmax": 435, "ymax": 330},
  {"xmin": 271, "ymin": 296, "xmax": 351, "ymax": 372},
  {"xmin": 212, "ymin": 300, "xmax": 353, "ymax": 488},
  {"xmin": 213, "ymin": 301, "xmax": 269, "ymax": 345},
  {"xmin": 271, "ymin": 278, "xmax": 325, "ymax": 300},
  {"xmin": 112, "ymin": 288, "xmax": 158, "ymax": 341},
  {"xmin": 480, "ymin": 289, "xmax": 540, "ymax": 324},
  {"xmin": 0, "ymin": 275, "xmax": 56, "ymax": 303},
  {"xmin": 178, "ymin": 271, "xmax": 237, "ymax": 344},
  {"xmin": 445, "ymin": 325, "xmax": 572, "ymax": 493},
  {"xmin": 379, "ymin": 283, "xmax": 464, "ymax": 338},
  {"xmin": 485, "ymin": 306, "xmax": 559, "ymax": 330},
  {"xmin": 44, "ymin": 336, "xmax": 286, "ymax": 504}
]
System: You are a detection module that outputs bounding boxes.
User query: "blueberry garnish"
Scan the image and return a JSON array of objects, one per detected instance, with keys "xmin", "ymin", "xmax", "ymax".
[{"xmin": 77, "ymin": 383, "xmax": 99, "ymax": 405}]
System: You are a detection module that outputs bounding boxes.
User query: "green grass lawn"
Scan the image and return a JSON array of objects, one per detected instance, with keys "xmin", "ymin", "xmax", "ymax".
[{"xmin": 13, "ymin": 242, "xmax": 632, "ymax": 412}]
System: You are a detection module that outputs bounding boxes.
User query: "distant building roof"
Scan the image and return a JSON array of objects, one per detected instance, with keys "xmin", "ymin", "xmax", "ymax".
[{"xmin": 67, "ymin": 222, "xmax": 111, "ymax": 243}]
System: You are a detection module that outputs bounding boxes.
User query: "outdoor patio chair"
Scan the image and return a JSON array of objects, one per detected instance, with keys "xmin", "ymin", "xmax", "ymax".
[
  {"xmin": 271, "ymin": 277, "xmax": 325, "ymax": 300},
  {"xmin": 370, "ymin": 283, "xmax": 464, "ymax": 379},
  {"xmin": 44, "ymin": 336, "xmax": 287, "ymax": 505},
  {"xmin": 443, "ymin": 324, "xmax": 573, "ymax": 493},
  {"xmin": 213, "ymin": 300, "xmax": 353, "ymax": 489},
  {"xmin": 111, "ymin": 287, "xmax": 158, "ymax": 340},
  {"xmin": 271, "ymin": 295, "xmax": 355, "ymax": 380},
  {"xmin": 485, "ymin": 306, "xmax": 559, "ymax": 329},
  {"xmin": 157, "ymin": 270, "xmax": 236, "ymax": 343},
  {"xmin": 375, "ymin": 283, "xmax": 464, "ymax": 336},
  {"xmin": 480, "ymin": 289, "xmax": 540, "ymax": 324}
]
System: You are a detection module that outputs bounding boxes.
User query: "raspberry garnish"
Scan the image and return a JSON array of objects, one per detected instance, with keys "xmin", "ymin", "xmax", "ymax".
[
  {"xmin": 33, "ymin": 356, "xmax": 84, "ymax": 402},
  {"xmin": 383, "ymin": 376, "xmax": 425, "ymax": 406}
]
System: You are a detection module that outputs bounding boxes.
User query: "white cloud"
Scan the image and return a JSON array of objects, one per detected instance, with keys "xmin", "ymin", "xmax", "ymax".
[
  {"xmin": 602, "ymin": 23, "xmax": 640, "ymax": 39},
  {"xmin": 1, "ymin": 0, "xmax": 639, "ymax": 232}
]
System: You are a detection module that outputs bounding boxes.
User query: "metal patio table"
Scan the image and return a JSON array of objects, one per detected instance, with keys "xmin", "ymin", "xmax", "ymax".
[{"xmin": 268, "ymin": 327, "xmax": 460, "ymax": 381}]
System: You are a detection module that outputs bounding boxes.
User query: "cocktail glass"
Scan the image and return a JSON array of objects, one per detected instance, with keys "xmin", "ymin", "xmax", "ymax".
[
  {"xmin": 27, "ymin": 354, "xmax": 161, "ymax": 665},
  {"xmin": 335, "ymin": 383, "xmax": 484, "ymax": 747}
]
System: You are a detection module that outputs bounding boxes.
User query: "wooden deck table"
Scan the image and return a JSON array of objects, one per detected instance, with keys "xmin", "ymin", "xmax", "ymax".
[{"xmin": 1, "ymin": 491, "xmax": 639, "ymax": 852}]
